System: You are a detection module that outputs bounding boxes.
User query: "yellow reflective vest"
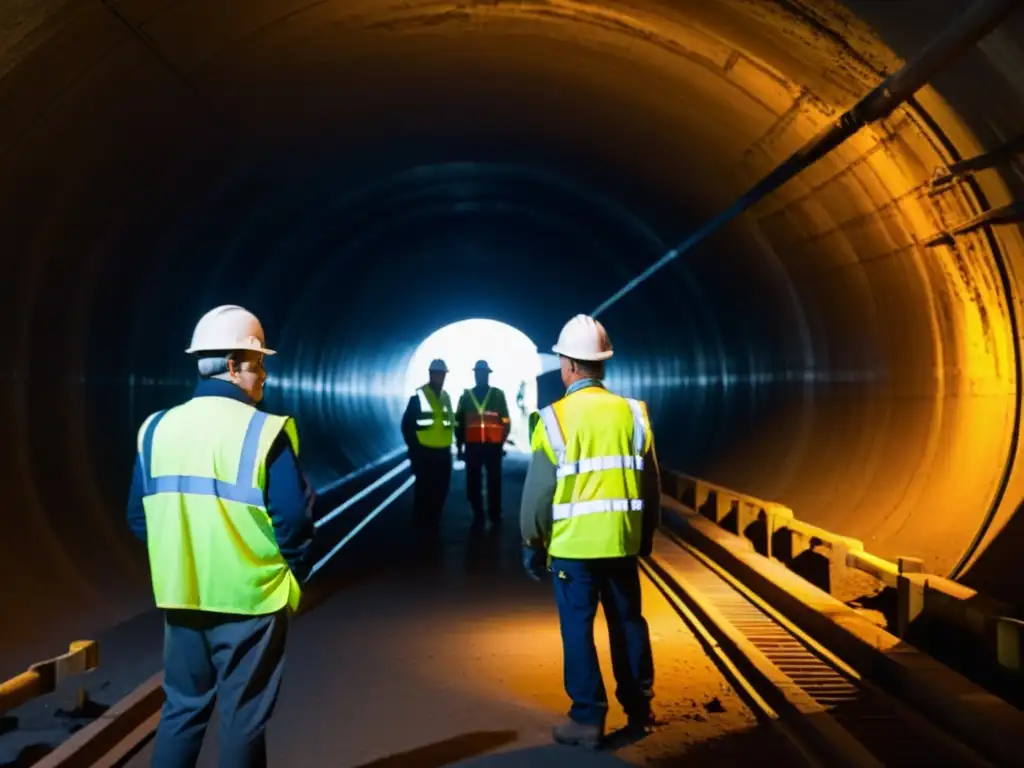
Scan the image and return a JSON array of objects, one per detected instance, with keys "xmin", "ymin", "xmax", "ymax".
[
  {"xmin": 532, "ymin": 385, "xmax": 652, "ymax": 559},
  {"xmin": 415, "ymin": 385, "xmax": 454, "ymax": 449},
  {"xmin": 136, "ymin": 396, "xmax": 303, "ymax": 614}
]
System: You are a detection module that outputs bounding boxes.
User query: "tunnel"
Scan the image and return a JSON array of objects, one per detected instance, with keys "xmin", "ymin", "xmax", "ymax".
[{"xmin": 2, "ymin": 0, "xmax": 1024, "ymax": 675}]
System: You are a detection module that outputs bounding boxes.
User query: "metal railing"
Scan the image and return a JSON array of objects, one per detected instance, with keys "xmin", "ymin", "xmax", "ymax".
[
  {"xmin": 0, "ymin": 448, "xmax": 412, "ymax": 719},
  {"xmin": 661, "ymin": 469, "xmax": 1024, "ymax": 676},
  {"xmin": 0, "ymin": 641, "xmax": 99, "ymax": 717}
]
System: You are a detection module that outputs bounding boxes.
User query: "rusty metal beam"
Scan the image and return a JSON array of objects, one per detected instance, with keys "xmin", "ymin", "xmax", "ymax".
[
  {"xmin": 592, "ymin": 0, "xmax": 1024, "ymax": 317},
  {"xmin": 931, "ymin": 132, "xmax": 1024, "ymax": 189},
  {"xmin": 925, "ymin": 200, "xmax": 1024, "ymax": 246}
]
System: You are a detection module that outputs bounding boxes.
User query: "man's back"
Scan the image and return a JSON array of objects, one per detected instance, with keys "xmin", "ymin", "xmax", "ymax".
[
  {"xmin": 138, "ymin": 395, "xmax": 300, "ymax": 615},
  {"xmin": 457, "ymin": 385, "xmax": 509, "ymax": 447},
  {"xmin": 145, "ymin": 397, "xmax": 260, "ymax": 481},
  {"xmin": 545, "ymin": 387, "xmax": 644, "ymax": 457},
  {"xmin": 523, "ymin": 382, "xmax": 660, "ymax": 560},
  {"xmin": 519, "ymin": 314, "xmax": 658, "ymax": 748}
]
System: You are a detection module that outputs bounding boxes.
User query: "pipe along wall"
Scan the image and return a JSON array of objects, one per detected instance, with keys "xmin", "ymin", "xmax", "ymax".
[{"xmin": 1, "ymin": 0, "xmax": 1024, "ymax": 672}]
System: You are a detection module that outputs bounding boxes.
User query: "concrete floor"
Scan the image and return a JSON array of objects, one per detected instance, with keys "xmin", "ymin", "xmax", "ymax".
[{"xmin": 4, "ymin": 456, "xmax": 801, "ymax": 767}]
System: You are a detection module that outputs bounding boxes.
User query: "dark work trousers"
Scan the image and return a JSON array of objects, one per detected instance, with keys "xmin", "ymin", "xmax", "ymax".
[
  {"xmin": 151, "ymin": 609, "xmax": 289, "ymax": 768},
  {"xmin": 550, "ymin": 556, "xmax": 654, "ymax": 727},
  {"xmin": 411, "ymin": 447, "xmax": 452, "ymax": 539},
  {"xmin": 464, "ymin": 444, "xmax": 503, "ymax": 522}
]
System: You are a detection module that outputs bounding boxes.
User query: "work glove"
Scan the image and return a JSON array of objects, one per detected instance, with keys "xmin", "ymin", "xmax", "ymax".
[{"xmin": 523, "ymin": 545, "xmax": 547, "ymax": 581}]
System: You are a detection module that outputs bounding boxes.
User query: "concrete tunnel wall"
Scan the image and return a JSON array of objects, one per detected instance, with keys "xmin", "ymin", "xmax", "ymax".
[{"xmin": 1, "ymin": 0, "xmax": 1024, "ymax": 673}]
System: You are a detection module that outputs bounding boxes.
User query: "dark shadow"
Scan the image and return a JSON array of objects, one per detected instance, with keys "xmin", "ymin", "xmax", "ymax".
[
  {"xmin": 695, "ymin": 492, "xmax": 723, "ymax": 524},
  {"xmin": 0, "ymin": 743, "xmax": 52, "ymax": 768},
  {"xmin": 789, "ymin": 550, "xmax": 830, "ymax": 593},
  {"xmin": 464, "ymin": 524, "xmax": 504, "ymax": 575},
  {"xmin": 676, "ymin": 479, "xmax": 696, "ymax": 510},
  {"xmin": 629, "ymin": 722, "xmax": 809, "ymax": 766},
  {"xmin": 351, "ymin": 730, "xmax": 518, "ymax": 768},
  {"xmin": 818, "ymin": 673, "xmax": 996, "ymax": 765},
  {"xmin": 848, "ymin": 586, "xmax": 897, "ymax": 630},
  {"xmin": 718, "ymin": 506, "xmax": 739, "ymax": 536},
  {"xmin": 742, "ymin": 515, "xmax": 768, "ymax": 557},
  {"xmin": 771, "ymin": 527, "xmax": 795, "ymax": 564},
  {"xmin": 600, "ymin": 725, "xmax": 651, "ymax": 751},
  {"xmin": 452, "ymin": 743, "xmax": 633, "ymax": 766},
  {"xmin": 55, "ymin": 695, "xmax": 109, "ymax": 720},
  {"xmin": 905, "ymin": 612, "xmax": 1024, "ymax": 710},
  {"xmin": 446, "ymin": 723, "xmax": 805, "ymax": 766},
  {"xmin": 957, "ymin": 492, "xmax": 1024, "ymax": 609}
]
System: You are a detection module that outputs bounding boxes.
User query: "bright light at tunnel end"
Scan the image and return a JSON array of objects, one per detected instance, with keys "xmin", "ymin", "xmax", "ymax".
[{"xmin": 405, "ymin": 318, "xmax": 543, "ymax": 454}]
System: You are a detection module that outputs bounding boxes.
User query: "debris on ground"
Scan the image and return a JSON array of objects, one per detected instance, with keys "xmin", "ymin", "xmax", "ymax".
[{"xmin": 703, "ymin": 696, "xmax": 726, "ymax": 713}]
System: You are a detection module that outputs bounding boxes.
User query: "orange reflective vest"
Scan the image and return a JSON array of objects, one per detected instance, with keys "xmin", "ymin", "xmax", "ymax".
[{"xmin": 460, "ymin": 387, "xmax": 510, "ymax": 445}]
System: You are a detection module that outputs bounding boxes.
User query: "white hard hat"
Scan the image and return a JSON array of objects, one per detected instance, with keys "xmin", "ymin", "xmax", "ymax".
[
  {"xmin": 429, "ymin": 358, "xmax": 449, "ymax": 373},
  {"xmin": 552, "ymin": 314, "xmax": 613, "ymax": 361},
  {"xmin": 186, "ymin": 305, "xmax": 276, "ymax": 356}
]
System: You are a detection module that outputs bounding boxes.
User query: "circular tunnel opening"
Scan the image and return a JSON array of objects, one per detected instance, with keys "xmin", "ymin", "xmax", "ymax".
[
  {"xmin": 404, "ymin": 318, "xmax": 544, "ymax": 454},
  {"xmin": 2, "ymin": 0, "xmax": 1024, "ymax": 671}
]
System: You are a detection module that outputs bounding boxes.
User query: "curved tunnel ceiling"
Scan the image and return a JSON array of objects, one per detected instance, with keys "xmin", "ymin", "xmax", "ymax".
[{"xmin": 2, "ymin": 0, "xmax": 1024, "ymax": 670}]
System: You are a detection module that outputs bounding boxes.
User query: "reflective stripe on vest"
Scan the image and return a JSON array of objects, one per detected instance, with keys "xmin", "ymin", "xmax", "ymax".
[
  {"xmin": 552, "ymin": 498, "xmax": 645, "ymax": 521},
  {"xmin": 556, "ymin": 454, "xmax": 645, "ymax": 479},
  {"xmin": 537, "ymin": 390, "xmax": 651, "ymax": 558},
  {"xmin": 141, "ymin": 409, "xmax": 267, "ymax": 507},
  {"xmin": 416, "ymin": 386, "xmax": 454, "ymax": 448},
  {"xmin": 137, "ymin": 398, "xmax": 301, "ymax": 614},
  {"xmin": 540, "ymin": 399, "xmax": 647, "ymax": 484}
]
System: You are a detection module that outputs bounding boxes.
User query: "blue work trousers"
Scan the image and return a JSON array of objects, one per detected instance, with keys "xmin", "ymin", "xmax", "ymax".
[
  {"xmin": 151, "ymin": 609, "xmax": 289, "ymax": 768},
  {"xmin": 550, "ymin": 556, "xmax": 654, "ymax": 726}
]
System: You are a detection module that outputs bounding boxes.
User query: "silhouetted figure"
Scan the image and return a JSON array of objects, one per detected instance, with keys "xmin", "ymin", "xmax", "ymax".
[
  {"xmin": 456, "ymin": 360, "xmax": 511, "ymax": 529},
  {"xmin": 402, "ymin": 358, "xmax": 455, "ymax": 543}
]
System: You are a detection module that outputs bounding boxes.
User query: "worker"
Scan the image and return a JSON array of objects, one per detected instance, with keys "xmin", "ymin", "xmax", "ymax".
[
  {"xmin": 126, "ymin": 305, "xmax": 315, "ymax": 768},
  {"xmin": 520, "ymin": 314, "xmax": 661, "ymax": 750},
  {"xmin": 401, "ymin": 358, "xmax": 455, "ymax": 542},
  {"xmin": 455, "ymin": 360, "xmax": 511, "ymax": 529}
]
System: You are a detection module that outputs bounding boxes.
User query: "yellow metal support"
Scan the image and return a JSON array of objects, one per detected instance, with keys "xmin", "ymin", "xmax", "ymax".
[
  {"xmin": 667, "ymin": 467, "xmax": 1024, "ymax": 688},
  {"xmin": 0, "ymin": 640, "xmax": 99, "ymax": 716},
  {"xmin": 897, "ymin": 576, "xmax": 928, "ymax": 638}
]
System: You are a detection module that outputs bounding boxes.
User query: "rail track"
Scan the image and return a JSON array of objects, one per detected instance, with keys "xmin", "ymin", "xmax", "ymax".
[
  {"xmin": 17, "ymin": 461, "xmax": 1011, "ymax": 767},
  {"xmin": 642, "ymin": 529, "xmax": 993, "ymax": 767}
]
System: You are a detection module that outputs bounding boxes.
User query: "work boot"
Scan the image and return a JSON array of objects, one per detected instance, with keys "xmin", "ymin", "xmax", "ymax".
[
  {"xmin": 626, "ymin": 709, "xmax": 658, "ymax": 734},
  {"xmin": 553, "ymin": 718, "xmax": 602, "ymax": 750}
]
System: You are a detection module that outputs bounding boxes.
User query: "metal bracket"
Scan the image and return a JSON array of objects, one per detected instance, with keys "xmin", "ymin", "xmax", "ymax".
[
  {"xmin": 924, "ymin": 200, "xmax": 1024, "ymax": 247},
  {"xmin": 0, "ymin": 641, "xmax": 99, "ymax": 716},
  {"xmin": 930, "ymin": 133, "xmax": 1024, "ymax": 191}
]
